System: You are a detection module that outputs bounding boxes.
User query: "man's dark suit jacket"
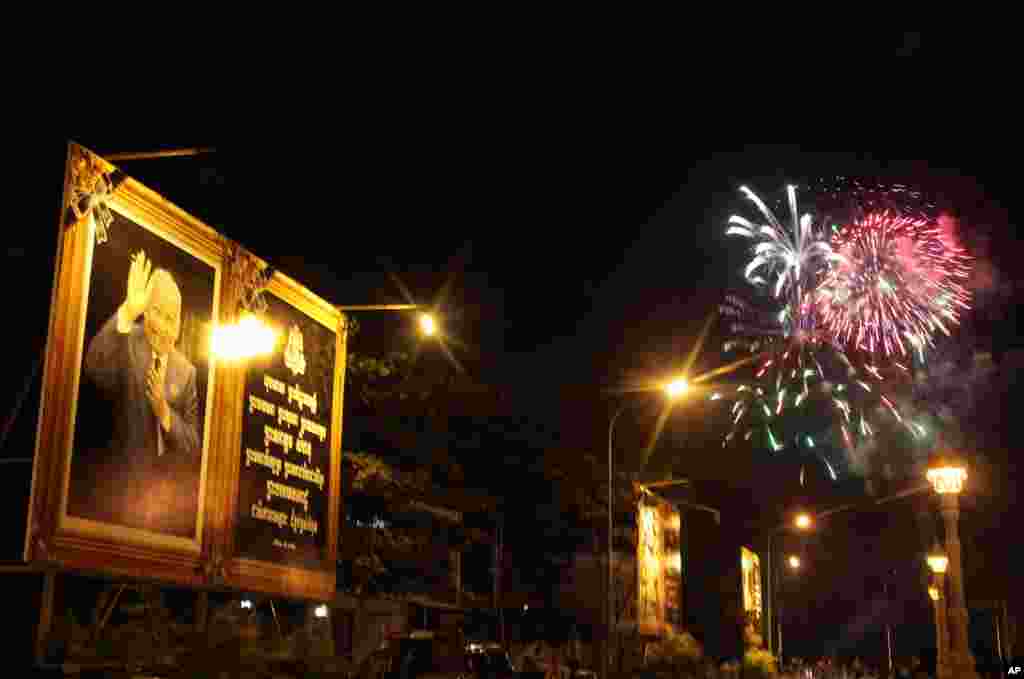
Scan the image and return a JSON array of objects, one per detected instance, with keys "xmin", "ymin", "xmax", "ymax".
[{"xmin": 84, "ymin": 312, "xmax": 200, "ymax": 462}]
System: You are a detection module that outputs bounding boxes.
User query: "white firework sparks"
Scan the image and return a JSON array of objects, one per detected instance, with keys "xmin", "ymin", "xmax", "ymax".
[{"xmin": 727, "ymin": 185, "xmax": 842, "ymax": 314}]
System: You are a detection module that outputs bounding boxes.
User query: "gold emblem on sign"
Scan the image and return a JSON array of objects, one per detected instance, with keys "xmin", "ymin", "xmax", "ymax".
[{"xmin": 284, "ymin": 324, "xmax": 306, "ymax": 376}]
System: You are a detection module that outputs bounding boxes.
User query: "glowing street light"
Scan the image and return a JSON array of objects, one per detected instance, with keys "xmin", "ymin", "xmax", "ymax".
[
  {"xmin": 927, "ymin": 462, "xmax": 968, "ymax": 495},
  {"xmin": 787, "ymin": 555, "xmax": 801, "ymax": 570},
  {"xmin": 418, "ymin": 312, "xmax": 438, "ymax": 337},
  {"xmin": 664, "ymin": 377, "xmax": 689, "ymax": 400},
  {"xmin": 794, "ymin": 512, "xmax": 813, "ymax": 531},
  {"xmin": 928, "ymin": 585, "xmax": 941, "ymax": 602},
  {"xmin": 927, "ymin": 546, "xmax": 949, "ymax": 575},
  {"xmin": 314, "ymin": 604, "xmax": 329, "ymax": 619}
]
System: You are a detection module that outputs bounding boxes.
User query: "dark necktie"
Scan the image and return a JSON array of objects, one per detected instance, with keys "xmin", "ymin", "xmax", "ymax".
[{"xmin": 154, "ymin": 354, "xmax": 165, "ymax": 456}]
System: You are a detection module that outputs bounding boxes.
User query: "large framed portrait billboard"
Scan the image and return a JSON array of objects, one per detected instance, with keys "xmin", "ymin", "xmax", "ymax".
[
  {"xmin": 28, "ymin": 143, "xmax": 346, "ymax": 600},
  {"xmin": 26, "ymin": 144, "xmax": 227, "ymax": 585},
  {"xmin": 637, "ymin": 500, "xmax": 681, "ymax": 637}
]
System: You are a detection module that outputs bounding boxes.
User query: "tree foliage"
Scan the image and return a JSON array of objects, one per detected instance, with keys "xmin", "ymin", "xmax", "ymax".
[{"xmin": 340, "ymin": 450, "xmax": 490, "ymax": 596}]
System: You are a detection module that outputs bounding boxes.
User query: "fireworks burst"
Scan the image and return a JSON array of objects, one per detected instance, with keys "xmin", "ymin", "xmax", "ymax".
[
  {"xmin": 717, "ymin": 185, "xmax": 921, "ymax": 479},
  {"xmin": 726, "ymin": 185, "xmax": 840, "ymax": 322},
  {"xmin": 718, "ymin": 331, "xmax": 909, "ymax": 472},
  {"xmin": 817, "ymin": 211, "xmax": 972, "ymax": 357}
]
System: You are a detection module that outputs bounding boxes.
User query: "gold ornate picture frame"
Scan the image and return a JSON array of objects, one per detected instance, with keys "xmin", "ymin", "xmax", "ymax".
[{"xmin": 26, "ymin": 143, "xmax": 228, "ymax": 585}]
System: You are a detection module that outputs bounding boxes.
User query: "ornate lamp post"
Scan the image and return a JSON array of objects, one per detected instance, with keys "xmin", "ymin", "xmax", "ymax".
[
  {"xmin": 927, "ymin": 543, "xmax": 951, "ymax": 679},
  {"xmin": 926, "ymin": 445, "xmax": 979, "ymax": 679},
  {"xmin": 768, "ymin": 511, "xmax": 812, "ymax": 664}
]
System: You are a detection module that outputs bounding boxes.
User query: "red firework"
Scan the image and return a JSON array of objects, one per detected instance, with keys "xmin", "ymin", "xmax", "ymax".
[{"xmin": 816, "ymin": 212, "xmax": 971, "ymax": 357}]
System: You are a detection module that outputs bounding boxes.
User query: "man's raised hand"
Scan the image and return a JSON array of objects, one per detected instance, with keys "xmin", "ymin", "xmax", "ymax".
[{"xmin": 124, "ymin": 250, "xmax": 155, "ymax": 322}]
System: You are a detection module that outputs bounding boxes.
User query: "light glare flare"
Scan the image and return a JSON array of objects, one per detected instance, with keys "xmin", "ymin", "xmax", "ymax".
[
  {"xmin": 664, "ymin": 377, "xmax": 689, "ymax": 399},
  {"xmin": 212, "ymin": 313, "xmax": 278, "ymax": 361},
  {"xmin": 419, "ymin": 313, "xmax": 437, "ymax": 336}
]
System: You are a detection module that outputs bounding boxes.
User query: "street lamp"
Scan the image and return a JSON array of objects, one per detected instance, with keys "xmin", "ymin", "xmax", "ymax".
[
  {"xmin": 605, "ymin": 375, "xmax": 689, "ymax": 679},
  {"xmin": 418, "ymin": 312, "xmax": 437, "ymax": 337},
  {"xmin": 664, "ymin": 377, "xmax": 689, "ymax": 399},
  {"xmin": 927, "ymin": 543, "xmax": 951, "ymax": 679},
  {"xmin": 335, "ymin": 304, "xmax": 440, "ymax": 338},
  {"xmin": 927, "ymin": 445, "xmax": 978, "ymax": 679},
  {"xmin": 768, "ymin": 508, "xmax": 813, "ymax": 662},
  {"xmin": 772, "ymin": 545, "xmax": 803, "ymax": 666},
  {"xmin": 926, "ymin": 545, "xmax": 949, "ymax": 576}
]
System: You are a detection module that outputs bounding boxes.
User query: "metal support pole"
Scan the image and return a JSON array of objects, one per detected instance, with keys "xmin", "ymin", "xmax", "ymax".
[
  {"xmin": 772, "ymin": 532, "xmax": 782, "ymax": 666},
  {"xmin": 498, "ymin": 518, "xmax": 506, "ymax": 647},
  {"xmin": 92, "ymin": 584, "xmax": 126, "ymax": 642},
  {"xmin": 934, "ymin": 576, "xmax": 950, "ymax": 679},
  {"xmin": 766, "ymin": 532, "xmax": 774, "ymax": 657},
  {"xmin": 884, "ymin": 577, "xmax": 894, "ymax": 677},
  {"xmin": 996, "ymin": 604, "xmax": 1004, "ymax": 668},
  {"xmin": 194, "ymin": 591, "xmax": 209, "ymax": 635},
  {"xmin": 270, "ymin": 600, "xmax": 283, "ymax": 640},
  {"xmin": 1002, "ymin": 599, "xmax": 1012, "ymax": 662},
  {"xmin": 335, "ymin": 304, "xmax": 421, "ymax": 312},
  {"xmin": 940, "ymin": 493, "xmax": 979, "ymax": 678},
  {"xmin": 104, "ymin": 147, "xmax": 216, "ymax": 162},
  {"xmin": 606, "ymin": 404, "xmax": 626, "ymax": 679},
  {"xmin": 34, "ymin": 571, "xmax": 56, "ymax": 666}
]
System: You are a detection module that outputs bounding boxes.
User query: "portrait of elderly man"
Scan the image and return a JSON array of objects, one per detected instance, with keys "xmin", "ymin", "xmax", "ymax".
[{"xmin": 72, "ymin": 250, "xmax": 201, "ymax": 534}]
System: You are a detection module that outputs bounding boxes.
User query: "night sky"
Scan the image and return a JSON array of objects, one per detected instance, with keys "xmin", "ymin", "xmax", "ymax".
[{"xmin": 6, "ymin": 138, "xmax": 1021, "ymax": 663}]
